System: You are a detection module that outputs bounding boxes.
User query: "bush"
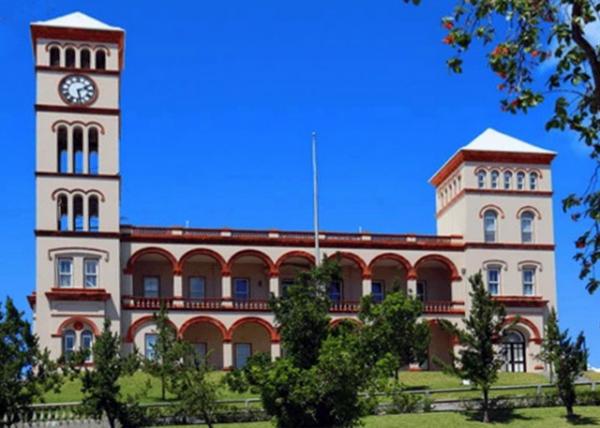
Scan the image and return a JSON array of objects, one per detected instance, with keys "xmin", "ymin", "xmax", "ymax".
[{"xmin": 387, "ymin": 390, "xmax": 432, "ymax": 414}]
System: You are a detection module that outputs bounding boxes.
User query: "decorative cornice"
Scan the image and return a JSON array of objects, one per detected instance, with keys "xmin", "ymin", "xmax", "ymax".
[
  {"xmin": 493, "ymin": 296, "xmax": 548, "ymax": 308},
  {"xmin": 465, "ymin": 242, "xmax": 555, "ymax": 251},
  {"xmin": 36, "ymin": 65, "xmax": 120, "ymax": 76},
  {"xmin": 35, "ymin": 105, "xmax": 120, "ymax": 116},
  {"xmin": 45, "ymin": 288, "xmax": 111, "ymax": 302},
  {"xmin": 36, "ymin": 230, "xmax": 120, "ymax": 239},
  {"xmin": 36, "ymin": 171, "xmax": 121, "ymax": 180}
]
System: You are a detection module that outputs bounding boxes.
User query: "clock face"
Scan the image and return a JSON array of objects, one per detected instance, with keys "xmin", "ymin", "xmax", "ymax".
[{"xmin": 59, "ymin": 75, "xmax": 97, "ymax": 105}]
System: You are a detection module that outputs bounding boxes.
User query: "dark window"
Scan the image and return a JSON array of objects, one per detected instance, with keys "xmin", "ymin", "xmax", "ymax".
[
  {"xmin": 371, "ymin": 281, "xmax": 384, "ymax": 303},
  {"xmin": 189, "ymin": 277, "xmax": 205, "ymax": 299},
  {"xmin": 49, "ymin": 47, "xmax": 60, "ymax": 67},
  {"xmin": 65, "ymin": 48, "xmax": 76, "ymax": 68},
  {"xmin": 328, "ymin": 280, "xmax": 342, "ymax": 304},
  {"xmin": 88, "ymin": 196, "xmax": 99, "ymax": 232},
  {"xmin": 235, "ymin": 343, "xmax": 252, "ymax": 368},
  {"xmin": 73, "ymin": 127, "xmax": 83, "ymax": 174},
  {"xmin": 503, "ymin": 331, "xmax": 526, "ymax": 372},
  {"xmin": 57, "ymin": 126, "xmax": 68, "ymax": 173},
  {"xmin": 95, "ymin": 50, "xmax": 106, "ymax": 70},
  {"xmin": 80, "ymin": 49, "xmax": 91, "ymax": 68},
  {"xmin": 88, "ymin": 127, "xmax": 99, "ymax": 174},
  {"xmin": 233, "ymin": 278, "xmax": 250, "ymax": 301},
  {"xmin": 57, "ymin": 194, "xmax": 68, "ymax": 231},
  {"xmin": 144, "ymin": 277, "xmax": 160, "ymax": 298},
  {"xmin": 73, "ymin": 195, "xmax": 84, "ymax": 231}
]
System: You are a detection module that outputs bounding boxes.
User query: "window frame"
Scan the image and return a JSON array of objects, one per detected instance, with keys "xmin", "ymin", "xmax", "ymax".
[
  {"xmin": 143, "ymin": 276, "xmax": 160, "ymax": 298},
  {"xmin": 233, "ymin": 277, "xmax": 250, "ymax": 301},
  {"xmin": 490, "ymin": 170, "xmax": 499, "ymax": 189},
  {"xmin": 188, "ymin": 276, "xmax": 206, "ymax": 300},
  {"xmin": 503, "ymin": 171, "xmax": 512, "ymax": 190},
  {"xmin": 371, "ymin": 280, "xmax": 385, "ymax": 303},
  {"xmin": 529, "ymin": 172, "xmax": 539, "ymax": 190},
  {"xmin": 520, "ymin": 211, "xmax": 535, "ymax": 243},
  {"xmin": 483, "ymin": 210, "xmax": 498, "ymax": 243},
  {"xmin": 58, "ymin": 257, "xmax": 73, "ymax": 288},
  {"xmin": 144, "ymin": 333, "xmax": 158, "ymax": 360},
  {"xmin": 522, "ymin": 268, "xmax": 536, "ymax": 296},
  {"xmin": 328, "ymin": 279, "xmax": 343, "ymax": 304},
  {"xmin": 63, "ymin": 329, "xmax": 76, "ymax": 357},
  {"xmin": 486, "ymin": 267, "xmax": 501, "ymax": 296},
  {"xmin": 416, "ymin": 280, "xmax": 427, "ymax": 302},
  {"xmin": 234, "ymin": 343, "xmax": 252, "ymax": 369},
  {"xmin": 81, "ymin": 330, "xmax": 94, "ymax": 362},
  {"xmin": 516, "ymin": 172, "xmax": 525, "ymax": 190},
  {"xmin": 477, "ymin": 170, "xmax": 487, "ymax": 189},
  {"xmin": 84, "ymin": 258, "xmax": 99, "ymax": 288}
]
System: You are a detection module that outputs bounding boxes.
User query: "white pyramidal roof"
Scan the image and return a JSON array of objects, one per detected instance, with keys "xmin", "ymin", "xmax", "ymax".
[
  {"xmin": 461, "ymin": 128, "xmax": 555, "ymax": 154},
  {"xmin": 429, "ymin": 128, "xmax": 555, "ymax": 183},
  {"xmin": 31, "ymin": 11, "xmax": 122, "ymax": 31}
]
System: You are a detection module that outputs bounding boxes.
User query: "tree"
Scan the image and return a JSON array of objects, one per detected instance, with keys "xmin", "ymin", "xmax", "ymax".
[
  {"xmin": 170, "ymin": 346, "xmax": 219, "ymax": 428},
  {"xmin": 358, "ymin": 288, "xmax": 430, "ymax": 378},
  {"xmin": 0, "ymin": 297, "xmax": 61, "ymax": 426},
  {"xmin": 440, "ymin": 273, "xmax": 507, "ymax": 423},
  {"xmin": 227, "ymin": 258, "xmax": 382, "ymax": 427},
  {"xmin": 143, "ymin": 302, "xmax": 179, "ymax": 400},
  {"xmin": 539, "ymin": 308, "xmax": 588, "ymax": 418},
  {"xmin": 404, "ymin": 0, "xmax": 600, "ymax": 293},
  {"xmin": 78, "ymin": 319, "xmax": 141, "ymax": 428}
]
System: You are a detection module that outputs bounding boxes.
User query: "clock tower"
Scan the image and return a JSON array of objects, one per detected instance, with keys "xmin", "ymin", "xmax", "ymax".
[{"xmin": 31, "ymin": 12, "xmax": 124, "ymax": 357}]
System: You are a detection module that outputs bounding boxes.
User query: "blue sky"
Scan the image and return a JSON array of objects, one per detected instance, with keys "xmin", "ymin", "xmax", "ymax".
[{"xmin": 1, "ymin": 1, "xmax": 599, "ymax": 365}]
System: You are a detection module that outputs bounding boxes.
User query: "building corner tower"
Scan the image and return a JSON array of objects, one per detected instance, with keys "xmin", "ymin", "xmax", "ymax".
[{"xmin": 31, "ymin": 12, "xmax": 124, "ymax": 358}]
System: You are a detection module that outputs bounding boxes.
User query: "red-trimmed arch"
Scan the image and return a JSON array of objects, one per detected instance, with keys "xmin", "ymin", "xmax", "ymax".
[
  {"xmin": 516, "ymin": 206, "xmax": 542, "ymax": 220},
  {"xmin": 414, "ymin": 254, "xmax": 461, "ymax": 281},
  {"xmin": 328, "ymin": 251, "xmax": 368, "ymax": 278},
  {"xmin": 124, "ymin": 247, "xmax": 178, "ymax": 275},
  {"xmin": 54, "ymin": 316, "xmax": 101, "ymax": 337},
  {"xmin": 367, "ymin": 253, "xmax": 412, "ymax": 278},
  {"xmin": 330, "ymin": 318, "xmax": 362, "ymax": 329},
  {"xmin": 124, "ymin": 315, "xmax": 177, "ymax": 343},
  {"xmin": 479, "ymin": 204, "xmax": 506, "ymax": 219},
  {"xmin": 178, "ymin": 248, "xmax": 229, "ymax": 275},
  {"xmin": 228, "ymin": 317, "xmax": 279, "ymax": 342},
  {"xmin": 179, "ymin": 316, "xmax": 229, "ymax": 342},
  {"xmin": 227, "ymin": 249, "xmax": 276, "ymax": 277},
  {"xmin": 503, "ymin": 316, "xmax": 542, "ymax": 344},
  {"xmin": 275, "ymin": 250, "xmax": 316, "ymax": 271}
]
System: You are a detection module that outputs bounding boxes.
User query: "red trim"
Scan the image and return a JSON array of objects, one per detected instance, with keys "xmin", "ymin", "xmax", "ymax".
[
  {"xmin": 465, "ymin": 188, "xmax": 553, "ymax": 197},
  {"xmin": 227, "ymin": 250, "xmax": 277, "ymax": 277},
  {"xmin": 30, "ymin": 25, "xmax": 124, "ymax": 69},
  {"xmin": 430, "ymin": 150, "xmax": 555, "ymax": 187},
  {"xmin": 36, "ymin": 65, "xmax": 120, "ymax": 76},
  {"xmin": 124, "ymin": 315, "xmax": 177, "ymax": 343},
  {"xmin": 516, "ymin": 206, "xmax": 542, "ymax": 219},
  {"xmin": 228, "ymin": 317, "xmax": 279, "ymax": 343},
  {"xmin": 414, "ymin": 254, "xmax": 461, "ymax": 281},
  {"xmin": 330, "ymin": 318, "xmax": 362, "ymax": 329},
  {"xmin": 534, "ymin": 364, "xmax": 545, "ymax": 370},
  {"xmin": 465, "ymin": 243, "xmax": 555, "ymax": 250},
  {"xmin": 275, "ymin": 250, "xmax": 316, "ymax": 271},
  {"xmin": 503, "ymin": 316, "xmax": 543, "ymax": 344},
  {"xmin": 36, "ymin": 172, "xmax": 120, "ymax": 180},
  {"xmin": 53, "ymin": 316, "xmax": 100, "ymax": 337},
  {"xmin": 179, "ymin": 316, "xmax": 229, "ymax": 342},
  {"xmin": 36, "ymin": 105, "xmax": 120, "ymax": 116},
  {"xmin": 45, "ymin": 288, "xmax": 110, "ymax": 302},
  {"xmin": 479, "ymin": 204, "xmax": 506, "ymax": 219},
  {"xmin": 493, "ymin": 296, "xmax": 548, "ymax": 308},
  {"xmin": 178, "ymin": 248, "xmax": 229, "ymax": 276},
  {"xmin": 328, "ymin": 251, "xmax": 368, "ymax": 278},
  {"xmin": 367, "ymin": 253, "xmax": 412, "ymax": 278},
  {"xmin": 124, "ymin": 247, "xmax": 179, "ymax": 275},
  {"xmin": 27, "ymin": 292, "xmax": 36, "ymax": 309}
]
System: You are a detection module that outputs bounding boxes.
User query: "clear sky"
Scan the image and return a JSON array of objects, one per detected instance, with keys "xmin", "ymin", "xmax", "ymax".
[{"xmin": 1, "ymin": 0, "xmax": 599, "ymax": 366}]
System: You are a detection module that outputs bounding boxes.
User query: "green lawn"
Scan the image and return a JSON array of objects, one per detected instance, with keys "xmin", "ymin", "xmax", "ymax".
[
  {"xmin": 42, "ymin": 370, "xmax": 548, "ymax": 404},
  {"xmin": 585, "ymin": 371, "xmax": 600, "ymax": 382},
  {"xmin": 164, "ymin": 406, "xmax": 600, "ymax": 427}
]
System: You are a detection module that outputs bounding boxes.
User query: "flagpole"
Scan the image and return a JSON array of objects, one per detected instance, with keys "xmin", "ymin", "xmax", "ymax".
[{"xmin": 312, "ymin": 131, "xmax": 321, "ymax": 265}]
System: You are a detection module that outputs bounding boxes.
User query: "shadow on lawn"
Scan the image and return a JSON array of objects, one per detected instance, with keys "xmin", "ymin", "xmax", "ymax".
[
  {"xmin": 464, "ymin": 408, "xmax": 535, "ymax": 424},
  {"xmin": 566, "ymin": 414, "xmax": 599, "ymax": 426}
]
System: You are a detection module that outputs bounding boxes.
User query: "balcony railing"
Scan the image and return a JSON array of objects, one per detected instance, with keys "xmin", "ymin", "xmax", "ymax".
[{"xmin": 122, "ymin": 296, "xmax": 464, "ymax": 315}]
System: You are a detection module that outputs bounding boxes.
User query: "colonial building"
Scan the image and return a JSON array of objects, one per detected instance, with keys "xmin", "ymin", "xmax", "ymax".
[{"xmin": 29, "ymin": 12, "xmax": 557, "ymax": 372}]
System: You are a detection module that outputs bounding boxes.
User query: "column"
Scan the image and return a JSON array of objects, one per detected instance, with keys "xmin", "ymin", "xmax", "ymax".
[
  {"xmin": 362, "ymin": 278, "xmax": 372, "ymax": 297},
  {"xmin": 123, "ymin": 274, "xmax": 133, "ymax": 296},
  {"xmin": 67, "ymin": 194, "xmax": 74, "ymax": 231},
  {"xmin": 269, "ymin": 276, "xmax": 279, "ymax": 298},
  {"xmin": 271, "ymin": 342, "xmax": 281, "ymax": 361},
  {"xmin": 223, "ymin": 342, "xmax": 233, "ymax": 369},
  {"xmin": 222, "ymin": 275, "xmax": 233, "ymax": 308},
  {"xmin": 82, "ymin": 128, "xmax": 89, "ymax": 174},
  {"xmin": 407, "ymin": 279, "xmax": 417, "ymax": 297},
  {"xmin": 173, "ymin": 274, "xmax": 183, "ymax": 307},
  {"xmin": 82, "ymin": 195, "xmax": 89, "ymax": 231}
]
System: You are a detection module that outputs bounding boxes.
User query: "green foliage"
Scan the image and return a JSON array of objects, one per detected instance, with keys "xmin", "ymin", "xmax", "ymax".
[
  {"xmin": 0, "ymin": 297, "xmax": 61, "ymax": 426},
  {"xmin": 170, "ymin": 346, "xmax": 219, "ymax": 428},
  {"xmin": 440, "ymin": 272, "xmax": 507, "ymax": 423},
  {"xmin": 359, "ymin": 288, "xmax": 430, "ymax": 376},
  {"xmin": 539, "ymin": 308, "xmax": 588, "ymax": 417},
  {"xmin": 78, "ymin": 319, "xmax": 142, "ymax": 428},
  {"xmin": 404, "ymin": 0, "xmax": 600, "ymax": 293},
  {"xmin": 143, "ymin": 302, "xmax": 180, "ymax": 400}
]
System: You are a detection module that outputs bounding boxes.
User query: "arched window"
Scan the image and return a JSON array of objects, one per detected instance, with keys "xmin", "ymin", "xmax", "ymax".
[
  {"xmin": 520, "ymin": 211, "xmax": 534, "ymax": 243},
  {"xmin": 483, "ymin": 210, "xmax": 498, "ymax": 243},
  {"xmin": 49, "ymin": 47, "xmax": 60, "ymax": 67},
  {"xmin": 503, "ymin": 171, "xmax": 512, "ymax": 190},
  {"xmin": 73, "ymin": 195, "xmax": 84, "ymax": 231},
  {"xmin": 522, "ymin": 267, "xmax": 535, "ymax": 296},
  {"xmin": 516, "ymin": 172, "xmax": 525, "ymax": 190},
  {"xmin": 81, "ymin": 330, "xmax": 94, "ymax": 362},
  {"xmin": 477, "ymin": 170, "xmax": 487, "ymax": 189},
  {"xmin": 65, "ymin": 48, "xmax": 76, "ymax": 68},
  {"xmin": 529, "ymin": 172, "xmax": 538, "ymax": 190},
  {"xmin": 490, "ymin": 170, "xmax": 499, "ymax": 189},
  {"xmin": 63, "ymin": 330, "xmax": 76, "ymax": 357},
  {"xmin": 503, "ymin": 330, "xmax": 526, "ymax": 372},
  {"xmin": 95, "ymin": 50, "xmax": 106, "ymax": 70},
  {"xmin": 73, "ymin": 127, "xmax": 83, "ymax": 174},
  {"xmin": 88, "ymin": 127, "xmax": 99, "ymax": 174},
  {"xmin": 57, "ymin": 126, "xmax": 68, "ymax": 173},
  {"xmin": 57, "ymin": 194, "xmax": 68, "ymax": 231},
  {"xmin": 88, "ymin": 195, "xmax": 99, "ymax": 232},
  {"xmin": 80, "ymin": 48, "xmax": 91, "ymax": 69}
]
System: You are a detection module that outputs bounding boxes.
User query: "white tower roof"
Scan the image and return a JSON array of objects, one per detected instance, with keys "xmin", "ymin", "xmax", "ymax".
[
  {"xmin": 460, "ymin": 128, "xmax": 555, "ymax": 154},
  {"xmin": 31, "ymin": 12, "xmax": 123, "ymax": 32}
]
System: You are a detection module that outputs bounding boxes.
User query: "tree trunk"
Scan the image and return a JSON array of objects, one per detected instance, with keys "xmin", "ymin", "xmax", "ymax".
[
  {"xmin": 566, "ymin": 403, "xmax": 574, "ymax": 418},
  {"xmin": 161, "ymin": 373, "xmax": 166, "ymax": 401},
  {"xmin": 203, "ymin": 409, "xmax": 214, "ymax": 428},
  {"xmin": 482, "ymin": 388, "xmax": 490, "ymax": 423}
]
